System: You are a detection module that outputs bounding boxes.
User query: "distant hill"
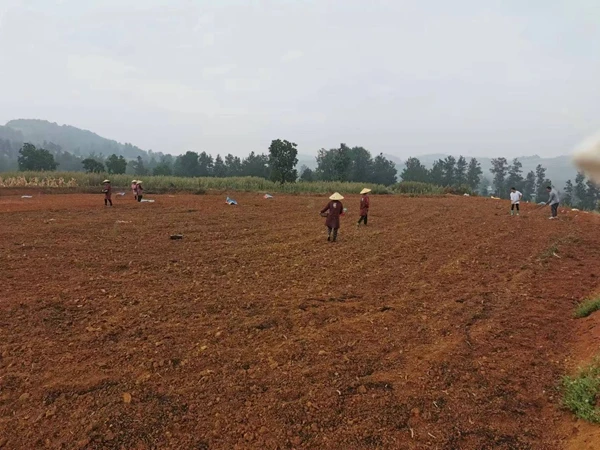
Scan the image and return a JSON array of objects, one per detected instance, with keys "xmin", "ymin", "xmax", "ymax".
[{"xmin": 5, "ymin": 119, "xmax": 147, "ymax": 159}]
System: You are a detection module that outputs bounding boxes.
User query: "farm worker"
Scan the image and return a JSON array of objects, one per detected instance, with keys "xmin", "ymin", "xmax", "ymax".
[
  {"xmin": 509, "ymin": 187, "xmax": 522, "ymax": 216},
  {"xmin": 102, "ymin": 180, "xmax": 113, "ymax": 207},
  {"xmin": 135, "ymin": 181, "xmax": 144, "ymax": 202},
  {"xmin": 357, "ymin": 188, "xmax": 371, "ymax": 226},
  {"xmin": 131, "ymin": 180, "xmax": 138, "ymax": 200},
  {"xmin": 545, "ymin": 186, "xmax": 560, "ymax": 219},
  {"xmin": 321, "ymin": 192, "xmax": 344, "ymax": 242}
]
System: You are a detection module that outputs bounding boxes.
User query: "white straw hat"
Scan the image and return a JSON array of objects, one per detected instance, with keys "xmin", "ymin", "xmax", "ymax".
[
  {"xmin": 103, "ymin": 179, "xmax": 110, "ymax": 183},
  {"xmin": 360, "ymin": 188, "xmax": 372, "ymax": 194},
  {"xmin": 329, "ymin": 192, "xmax": 344, "ymax": 200}
]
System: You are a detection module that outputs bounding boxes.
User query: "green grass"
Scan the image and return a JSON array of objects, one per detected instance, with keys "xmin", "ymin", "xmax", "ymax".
[
  {"xmin": 0, "ymin": 171, "xmax": 391, "ymax": 195},
  {"xmin": 390, "ymin": 181, "xmax": 444, "ymax": 195},
  {"xmin": 575, "ymin": 298, "xmax": 600, "ymax": 318},
  {"xmin": 562, "ymin": 361, "xmax": 600, "ymax": 423}
]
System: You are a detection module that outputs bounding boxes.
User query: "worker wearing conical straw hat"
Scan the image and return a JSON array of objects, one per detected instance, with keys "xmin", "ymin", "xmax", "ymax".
[
  {"xmin": 357, "ymin": 188, "xmax": 371, "ymax": 226},
  {"xmin": 135, "ymin": 180, "xmax": 144, "ymax": 202},
  {"xmin": 131, "ymin": 179, "xmax": 138, "ymax": 200},
  {"xmin": 102, "ymin": 180, "xmax": 113, "ymax": 207},
  {"xmin": 320, "ymin": 192, "xmax": 344, "ymax": 242}
]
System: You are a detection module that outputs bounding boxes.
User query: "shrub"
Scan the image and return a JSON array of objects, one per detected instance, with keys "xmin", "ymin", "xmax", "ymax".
[
  {"xmin": 562, "ymin": 361, "xmax": 600, "ymax": 423},
  {"xmin": 575, "ymin": 298, "xmax": 600, "ymax": 318}
]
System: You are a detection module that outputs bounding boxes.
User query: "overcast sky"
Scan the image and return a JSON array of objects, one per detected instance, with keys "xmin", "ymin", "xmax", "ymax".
[{"xmin": 0, "ymin": 0, "xmax": 599, "ymax": 158}]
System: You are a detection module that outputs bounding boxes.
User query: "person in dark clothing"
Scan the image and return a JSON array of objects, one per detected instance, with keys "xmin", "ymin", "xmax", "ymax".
[
  {"xmin": 357, "ymin": 188, "xmax": 371, "ymax": 226},
  {"xmin": 135, "ymin": 181, "xmax": 144, "ymax": 202},
  {"xmin": 321, "ymin": 192, "xmax": 344, "ymax": 242},
  {"xmin": 102, "ymin": 180, "xmax": 113, "ymax": 207}
]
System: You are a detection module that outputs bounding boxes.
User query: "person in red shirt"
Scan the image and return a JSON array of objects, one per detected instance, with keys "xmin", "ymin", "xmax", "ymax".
[
  {"xmin": 357, "ymin": 188, "xmax": 371, "ymax": 226},
  {"xmin": 131, "ymin": 179, "xmax": 138, "ymax": 200},
  {"xmin": 135, "ymin": 181, "xmax": 144, "ymax": 202},
  {"xmin": 320, "ymin": 192, "xmax": 344, "ymax": 242},
  {"xmin": 102, "ymin": 180, "xmax": 113, "ymax": 207}
]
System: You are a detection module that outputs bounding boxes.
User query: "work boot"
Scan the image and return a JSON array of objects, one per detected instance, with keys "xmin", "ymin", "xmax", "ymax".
[{"xmin": 510, "ymin": 210, "xmax": 513, "ymax": 216}]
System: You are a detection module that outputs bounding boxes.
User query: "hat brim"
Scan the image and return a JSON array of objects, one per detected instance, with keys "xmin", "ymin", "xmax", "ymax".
[
  {"xmin": 103, "ymin": 180, "xmax": 110, "ymax": 183},
  {"xmin": 329, "ymin": 193, "xmax": 344, "ymax": 200},
  {"xmin": 360, "ymin": 189, "xmax": 372, "ymax": 194}
]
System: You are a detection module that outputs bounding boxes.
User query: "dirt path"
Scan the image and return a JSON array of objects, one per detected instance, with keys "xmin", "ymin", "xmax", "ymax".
[{"xmin": 1, "ymin": 193, "xmax": 599, "ymax": 449}]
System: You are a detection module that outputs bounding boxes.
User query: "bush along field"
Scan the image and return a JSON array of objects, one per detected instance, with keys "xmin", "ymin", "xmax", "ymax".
[{"xmin": 0, "ymin": 172, "xmax": 451, "ymax": 196}]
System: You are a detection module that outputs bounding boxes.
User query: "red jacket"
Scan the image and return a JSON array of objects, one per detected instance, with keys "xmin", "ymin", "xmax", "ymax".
[
  {"xmin": 321, "ymin": 201, "xmax": 344, "ymax": 229},
  {"xmin": 103, "ymin": 183, "xmax": 112, "ymax": 198},
  {"xmin": 360, "ymin": 195, "xmax": 370, "ymax": 216}
]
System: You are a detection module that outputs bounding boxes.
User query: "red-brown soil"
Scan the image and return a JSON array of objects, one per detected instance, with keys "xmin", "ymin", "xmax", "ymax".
[{"xmin": 1, "ymin": 192, "xmax": 600, "ymax": 449}]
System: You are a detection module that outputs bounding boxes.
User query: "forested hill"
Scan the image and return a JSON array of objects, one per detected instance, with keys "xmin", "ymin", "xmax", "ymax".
[{"xmin": 5, "ymin": 119, "xmax": 146, "ymax": 159}]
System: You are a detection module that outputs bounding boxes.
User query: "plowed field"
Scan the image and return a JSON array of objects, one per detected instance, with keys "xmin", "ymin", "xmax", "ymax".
[{"xmin": 1, "ymin": 192, "xmax": 600, "ymax": 449}]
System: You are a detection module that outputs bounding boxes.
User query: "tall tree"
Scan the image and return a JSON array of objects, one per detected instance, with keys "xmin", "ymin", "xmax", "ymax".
[
  {"xmin": 429, "ymin": 160, "xmax": 445, "ymax": 186},
  {"xmin": 198, "ymin": 151, "xmax": 214, "ymax": 177},
  {"xmin": 18, "ymin": 143, "xmax": 58, "ymax": 171},
  {"xmin": 82, "ymin": 158, "xmax": 105, "ymax": 173},
  {"xmin": 442, "ymin": 155, "xmax": 456, "ymax": 186},
  {"xmin": 401, "ymin": 157, "xmax": 429, "ymax": 183},
  {"xmin": 131, "ymin": 156, "xmax": 149, "ymax": 176},
  {"xmin": 574, "ymin": 172, "xmax": 587, "ymax": 207},
  {"xmin": 348, "ymin": 146, "xmax": 373, "ymax": 182},
  {"xmin": 562, "ymin": 180, "xmax": 574, "ymax": 206},
  {"xmin": 299, "ymin": 165, "xmax": 315, "ymax": 182},
  {"xmin": 466, "ymin": 158, "xmax": 483, "ymax": 191},
  {"xmin": 213, "ymin": 154, "xmax": 227, "ymax": 178},
  {"xmin": 268, "ymin": 139, "xmax": 298, "ymax": 184},
  {"xmin": 105, "ymin": 154, "xmax": 127, "ymax": 174},
  {"xmin": 489, "ymin": 157, "xmax": 508, "ymax": 197},
  {"xmin": 506, "ymin": 158, "xmax": 524, "ymax": 193},
  {"xmin": 153, "ymin": 162, "xmax": 172, "ymax": 176},
  {"xmin": 371, "ymin": 153, "xmax": 397, "ymax": 185},
  {"xmin": 455, "ymin": 156, "xmax": 468, "ymax": 186},
  {"xmin": 522, "ymin": 171, "xmax": 535, "ymax": 201},
  {"xmin": 241, "ymin": 152, "xmax": 269, "ymax": 178},
  {"xmin": 173, "ymin": 151, "xmax": 200, "ymax": 177},
  {"xmin": 224, "ymin": 154, "xmax": 242, "ymax": 177},
  {"xmin": 584, "ymin": 179, "xmax": 600, "ymax": 211},
  {"xmin": 534, "ymin": 164, "xmax": 548, "ymax": 202}
]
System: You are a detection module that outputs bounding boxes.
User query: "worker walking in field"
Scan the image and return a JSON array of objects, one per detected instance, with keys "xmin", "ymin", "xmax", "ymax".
[
  {"xmin": 509, "ymin": 187, "xmax": 522, "ymax": 216},
  {"xmin": 357, "ymin": 188, "xmax": 371, "ymax": 226},
  {"xmin": 102, "ymin": 180, "xmax": 113, "ymax": 207},
  {"xmin": 546, "ymin": 186, "xmax": 560, "ymax": 219},
  {"xmin": 135, "ymin": 181, "xmax": 144, "ymax": 202},
  {"xmin": 321, "ymin": 192, "xmax": 344, "ymax": 242},
  {"xmin": 131, "ymin": 179, "xmax": 138, "ymax": 200}
]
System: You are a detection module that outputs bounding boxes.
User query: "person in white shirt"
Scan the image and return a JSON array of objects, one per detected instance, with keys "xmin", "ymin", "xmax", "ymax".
[{"xmin": 509, "ymin": 187, "xmax": 522, "ymax": 216}]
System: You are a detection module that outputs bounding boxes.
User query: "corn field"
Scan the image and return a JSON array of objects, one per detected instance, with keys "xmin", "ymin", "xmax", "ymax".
[{"xmin": 0, "ymin": 171, "xmax": 448, "ymax": 196}]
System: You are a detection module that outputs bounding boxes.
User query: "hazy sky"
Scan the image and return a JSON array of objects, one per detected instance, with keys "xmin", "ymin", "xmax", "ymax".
[{"xmin": 1, "ymin": 0, "xmax": 599, "ymax": 158}]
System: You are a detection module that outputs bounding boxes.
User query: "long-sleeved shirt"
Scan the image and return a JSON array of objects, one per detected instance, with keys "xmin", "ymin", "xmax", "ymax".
[{"xmin": 547, "ymin": 189, "xmax": 560, "ymax": 205}]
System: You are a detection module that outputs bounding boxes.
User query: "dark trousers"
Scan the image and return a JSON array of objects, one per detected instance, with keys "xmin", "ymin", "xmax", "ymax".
[
  {"xmin": 327, "ymin": 227, "xmax": 338, "ymax": 241},
  {"xmin": 137, "ymin": 195, "xmax": 143, "ymax": 202},
  {"xmin": 104, "ymin": 197, "xmax": 112, "ymax": 206},
  {"xmin": 358, "ymin": 215, "xmax": 368, "ymax": 225},
  {"xmin": 551, "ymin": 203, "xmax": 558, "ymax": 217},
  {"xmin": 511, "ymin": 203, "xmax": 519, "ymax": 211}
]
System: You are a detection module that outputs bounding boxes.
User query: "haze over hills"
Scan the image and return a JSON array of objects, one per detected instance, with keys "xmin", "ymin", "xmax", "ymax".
[{"xmin": 0, "ymin": 119, "xmax": 577, "ymax": 189}]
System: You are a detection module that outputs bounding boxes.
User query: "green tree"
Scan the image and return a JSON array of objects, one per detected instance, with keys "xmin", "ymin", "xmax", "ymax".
[
  {"xmin": 478, "ymin": 176, "xmax": 491, "ymax": 196},
  {"xmin": 534, "ymin": 164, "xmax": 548, "ymax": 202},
  {"xmin": 198, "ymin": 152, "xmax": 214, "ymax": 177},
  {"xmin": 299, "ymin": 165, "xmax": 315, "ymax": 182},
  {"xmin": 153, "ymin": 162, "xmax": 172, "ymax": 176},
  {"xmin": 81, "ymin": 158, "xmax": 104, "ymax": 173},
  {"xmin": 17, "ymin": 143, "xmax": 58, "ymax": 171},
  {"xmin": 315, "ymin": 148, "xmax": 337, "ymax": 181},
  {"xmin": 213, "ymin": 154, "xmax": 227, "ymax": 178},
  {"xmin": 268, "ymin": 139, "xmax": 298, "ymax": 184},
  {"xmin": 105, "ymin": 154, "xmax": 127, "ymax": 174},
  {"xmin": 241, "ymin": 152, "xmax": 269, "ymax": 178},
  {"xmin": 455, "ymin": 156, "xmax": 468, "ymax": 186},
  {"xmin": 429, "ymin": 160, "xmax": 445, "ymax": 186},
  {"xmin": 584, "ymin": 179, "xmax": 600, "ymax": 210},
  {"xmin": 348, "ymin": 146, "xmax": 373, "ymax": 182},
  {"xmin": 442, "ymin": 155, "xmax": 456, "ymax": 186},
  {"xmin": 574, "ymin": 172, "xmax": 587, "ymax": 207},
  {"xmin": 173, "ymin": 151, "xmax": 200, "ymax": 177},
  {"xmin": 562, "ymin": 179, "xmax": 574, "ymax": 206},
  {"xmin": 489, "ymin": 157, "xmax": 508, "ymax": 197},
  {"xmin": 523, "ymin": 171, "xmax": 535, "ymax": 201},
  {"xmin": 506, "ymin": 158, "xmax": 524, "ymax": 193},
  {"xmin": 401, "ymin": 157, "xmax": 429, "ymax": 183},
  {"xmin": 466, "ymin": 158, "xmax": 483, "ymax": 191},
  {"xmin": 224, "ymin": 154, "xmax": 242, "ymax": 177},
  {"xmin": 131, "ymin": 156, "xmax": 149, "ymax": 176},
  {"xmin": 371, "ymin": 153, "xmax": 397, "ymax": 185}
]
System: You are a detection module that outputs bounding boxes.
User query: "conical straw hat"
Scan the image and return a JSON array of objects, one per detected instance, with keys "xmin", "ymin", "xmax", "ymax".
[
  {"xmin": 103, "ymin": 180, "xmax": 110, "ymax": 183},
  {"xmin": 360, "ymin": 188, "xmax": 371, "ymax": 194},
  {"xmin": 329, "ymin": 192, "xmax": 344, "ymax": 200}
]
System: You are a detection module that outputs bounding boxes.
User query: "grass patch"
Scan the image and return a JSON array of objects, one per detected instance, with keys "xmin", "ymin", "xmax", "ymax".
[
  {"xmin": 562, "ymin": 360, "xmax": 600, "ymax": 423},
  {"xmin": 575, "ymin": 297, "xmax": 600, "ymax": 318}
]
